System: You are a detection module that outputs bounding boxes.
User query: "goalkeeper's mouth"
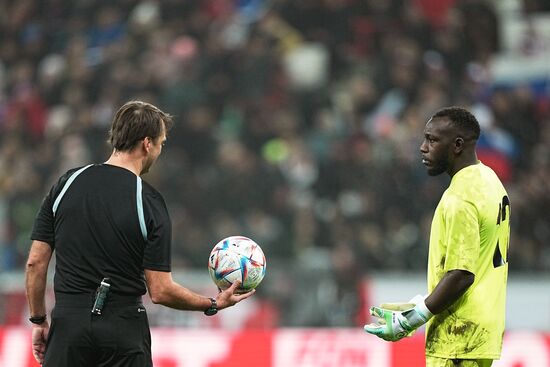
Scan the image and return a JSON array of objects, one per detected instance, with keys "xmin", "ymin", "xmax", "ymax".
[{"xmin": 422, "ymin": 158, "xmax": 431, "ymax": 166}]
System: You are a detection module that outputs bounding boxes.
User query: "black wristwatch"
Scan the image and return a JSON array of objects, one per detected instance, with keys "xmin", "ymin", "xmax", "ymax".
[
  {"xmin": 204, "ymin": 297, "xmax": 218, "ymax": 316},
  {"xmin": 29, "ymin": 315, "xmax": 47, "ymax": 324}
]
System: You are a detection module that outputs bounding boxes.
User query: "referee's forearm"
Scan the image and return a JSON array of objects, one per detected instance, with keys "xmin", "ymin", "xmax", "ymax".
[
  {"xmin": 25, "ymin": 261, "xmax": 48, "ymax": 317},
  {"xmin": 150, "ymin": 281, "xmax": 211, "ymax": 311},
  {"xmin": 25, "ymin": 241, "xmax": 52, "ymax": 317},
  {"xmin": 145, "ymin": 269, "xmax": 213, "ymax": 311}
]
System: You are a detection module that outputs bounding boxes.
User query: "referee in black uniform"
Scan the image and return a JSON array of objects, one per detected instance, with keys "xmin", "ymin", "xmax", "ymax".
[{"xmin": 25, "ymin": 101, "xmax": 254, "ymax": 366}]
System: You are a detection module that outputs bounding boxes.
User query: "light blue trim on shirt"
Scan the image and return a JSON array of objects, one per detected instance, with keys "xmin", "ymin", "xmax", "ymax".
[
  {"xmin": 136, "ymin": 176, "xmax": 148, "ymax": 241},
  {"xmin": 52, "ymin": 164, "xmax": 94, "ymax": 216}
]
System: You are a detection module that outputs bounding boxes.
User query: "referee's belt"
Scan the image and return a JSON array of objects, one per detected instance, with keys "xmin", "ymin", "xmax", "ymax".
[{"xmin": 55, "ymin": 292, "xmax": 143, "ymax": 308}]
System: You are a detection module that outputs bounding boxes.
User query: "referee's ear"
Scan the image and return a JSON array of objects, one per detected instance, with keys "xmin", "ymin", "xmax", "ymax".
[{"xmin": 143, "ymin": 137, "xmax": 153, "ymax": 153}]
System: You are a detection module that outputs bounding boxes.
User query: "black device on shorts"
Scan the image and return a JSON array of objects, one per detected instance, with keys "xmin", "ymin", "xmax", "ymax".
[{"xmin": 91, "ymin": 278, "xmax": 111, "ymax": 315}]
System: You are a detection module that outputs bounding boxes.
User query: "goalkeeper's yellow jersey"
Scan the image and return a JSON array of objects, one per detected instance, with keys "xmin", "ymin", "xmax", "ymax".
[{"xmin": 425, "ymin": 161, "xmax": 510, "ymax": 359}]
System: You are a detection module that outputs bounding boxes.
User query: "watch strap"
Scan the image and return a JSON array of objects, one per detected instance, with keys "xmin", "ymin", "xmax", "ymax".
[
  {"xmin": 29, "ymin": 315, "xmax": 47, "ymax": 324},
  {"xmin": 204, "ymin": 297, "xmax": 218, "ymax": 316}
]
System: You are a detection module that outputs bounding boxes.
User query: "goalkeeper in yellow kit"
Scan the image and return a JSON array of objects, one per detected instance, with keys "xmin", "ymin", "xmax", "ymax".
[{"xmin": 364, "ymin": 107, "xmax": 510, "ymax": 367}]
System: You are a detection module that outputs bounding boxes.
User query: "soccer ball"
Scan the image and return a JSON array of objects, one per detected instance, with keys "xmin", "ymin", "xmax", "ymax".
[{"xmin": 208, "ymin": 236, "xmax": 266, "ymax": 293}]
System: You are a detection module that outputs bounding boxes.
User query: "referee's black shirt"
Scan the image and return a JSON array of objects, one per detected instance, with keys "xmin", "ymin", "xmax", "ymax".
[{"xmin": 31, "ymin": 164, "xmax": 172, "ymax": 296}]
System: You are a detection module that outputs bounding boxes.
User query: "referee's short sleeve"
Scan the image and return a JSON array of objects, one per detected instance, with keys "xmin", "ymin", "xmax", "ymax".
[
  {"xmin": 31, "ymin": 190, "xmax": 56, "ymax": 249},
  {"xmin": 141, "ymin": 188, "xmax": 172, "ymax": 272},
  {"xmin": 31, "ymin": 168, "xmax": 81, "ymax": 249}
]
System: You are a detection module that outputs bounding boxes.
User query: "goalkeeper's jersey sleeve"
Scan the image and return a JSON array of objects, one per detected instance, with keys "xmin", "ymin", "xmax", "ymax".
[{"xmin": 425, "ymin": 161, "xmax": 510, "ymax": 359}]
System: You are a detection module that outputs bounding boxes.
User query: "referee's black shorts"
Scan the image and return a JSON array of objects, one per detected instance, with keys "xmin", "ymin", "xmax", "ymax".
[{"xmin": 43, "ymin": 292, "xmax": 152, "ymax": 367}]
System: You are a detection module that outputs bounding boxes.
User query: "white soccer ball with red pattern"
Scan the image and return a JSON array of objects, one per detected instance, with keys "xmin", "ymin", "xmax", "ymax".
[{"xmin": 208, "ymin": 236, "xmax": 266, "ymax": 293}]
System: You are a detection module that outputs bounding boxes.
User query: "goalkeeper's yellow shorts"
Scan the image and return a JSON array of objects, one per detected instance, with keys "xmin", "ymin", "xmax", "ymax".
[{"xmin": 426, "ymin": 356, "xmax": 493, "ymax": 367}]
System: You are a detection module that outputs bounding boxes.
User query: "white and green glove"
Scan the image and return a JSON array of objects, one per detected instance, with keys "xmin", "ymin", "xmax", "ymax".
[{"xmin": 363, "ymin": 295, "xmax": 433, "ymax": 342}]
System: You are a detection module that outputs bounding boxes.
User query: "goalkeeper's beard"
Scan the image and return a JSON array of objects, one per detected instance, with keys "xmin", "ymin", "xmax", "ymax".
[{"xmin": 427, "ymin": 158, "xmax": 449, "ymax": 176}]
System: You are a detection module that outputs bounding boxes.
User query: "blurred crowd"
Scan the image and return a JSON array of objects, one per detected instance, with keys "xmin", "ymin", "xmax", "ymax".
[{"xmin": 1, "ymin": 0, "xmax": 550, "ymax": 325}]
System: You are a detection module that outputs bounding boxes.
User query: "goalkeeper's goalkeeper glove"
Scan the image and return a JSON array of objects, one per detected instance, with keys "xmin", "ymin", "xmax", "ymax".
[
  {"xmin": 378, "ymin": 294, "xmax": 426, "ymax": 312},
  {"xmin": 363, "ymin": 295, "xmax": 433, "ymax": 342}
]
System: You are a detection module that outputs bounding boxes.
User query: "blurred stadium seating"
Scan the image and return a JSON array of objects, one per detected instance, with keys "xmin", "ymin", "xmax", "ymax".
[{"xmin": 1, "ymin": 0, "xmax": 550, "ymax": 365}]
